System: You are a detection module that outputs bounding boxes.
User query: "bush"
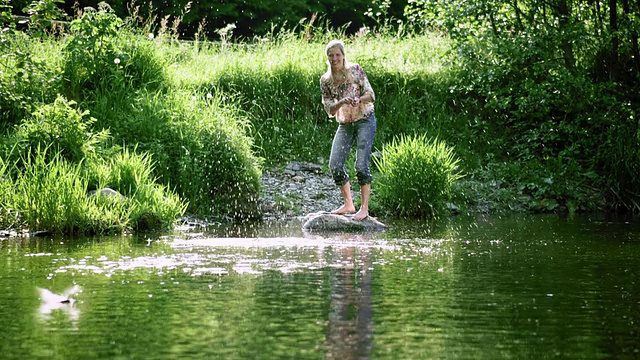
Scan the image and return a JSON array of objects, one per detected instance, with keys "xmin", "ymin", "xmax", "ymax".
[
  {"xmin": 62, "ymin": 3, "xmax": 166, "ymax": 98},
  {"xmin": 0, "ymin": 30, "xmax": 61, "ymax": 128},
  {"xmin": 373, "ymin": 134, "xmax": 462, "ymax": 218},
  {"xmin": 9, "ymin": 96, "xmax": 109, "ymax": 167}
]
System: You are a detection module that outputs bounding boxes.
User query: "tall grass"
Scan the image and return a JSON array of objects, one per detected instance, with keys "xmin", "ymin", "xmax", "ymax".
[
  {"xmin": 10, "ymin": 148, "xmax": 125, "ymax": 234},
  {"xmin": 165, "ymin": 33, "xmax": 456, "ymax": 166},
  {"xmin": 0, "ymin": 155, "xmax": 15, "ymax": 229},
  {"xmin": 1, "ymin": 4, "xmax": 475, "ymax": 223},
  {"xmin": 4, "ymin": 144, "xmax": 187, "ymax": 235},
  {"xmin": 373, "ymin": 135, "xmax": 462, "ymax": 218}
]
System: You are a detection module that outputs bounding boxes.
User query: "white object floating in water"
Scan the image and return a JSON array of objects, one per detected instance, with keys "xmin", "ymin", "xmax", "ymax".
[{"xmin": 37, "ymin": 285, "xmax": 82, "ymax": 322}]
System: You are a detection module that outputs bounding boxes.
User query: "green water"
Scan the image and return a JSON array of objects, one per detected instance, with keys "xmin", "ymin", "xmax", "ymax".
[{"xmin": 1, "ymin": 213, "xmax": 639, "ymax": 359}]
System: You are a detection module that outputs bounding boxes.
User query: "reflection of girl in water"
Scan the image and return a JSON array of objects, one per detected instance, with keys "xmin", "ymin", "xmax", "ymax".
[{"xmin": 325, "ymin": 247, "xmax": 373, "ymax": 359}]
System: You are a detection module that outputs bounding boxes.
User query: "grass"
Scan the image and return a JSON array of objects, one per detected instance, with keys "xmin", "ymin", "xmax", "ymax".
[
  {"xmin": 2, "ymin": 4, "xmax": 626, "ymax": 233},
  {"xmin": 373, "ymin": 134, "xmax": 462, "ymax": 218},
  {"xmin": 165, "ymin": 32, "xmax": 453, "ymax": 165},
  {"xmin": 0, "ymin": 21, "xmax": 507, "ymax": 231}
]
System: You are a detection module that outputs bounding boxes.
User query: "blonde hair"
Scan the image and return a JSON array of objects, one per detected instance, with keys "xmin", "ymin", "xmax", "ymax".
[
  {"xmin": 326, "ymin": 40, "xmax": 346, "ymax": 58},
  {"xmin": 324, "ymin": 40, "xmax": 352, "ymax": 83}
]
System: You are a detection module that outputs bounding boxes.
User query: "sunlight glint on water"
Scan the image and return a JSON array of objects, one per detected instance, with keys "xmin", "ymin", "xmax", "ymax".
[{"xmin": 0, "ymin": 213, "xmax": 639, "ymax": 359}]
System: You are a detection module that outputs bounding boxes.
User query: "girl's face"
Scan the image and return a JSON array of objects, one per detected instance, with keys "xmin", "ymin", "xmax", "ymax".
[{"xmin": 327, "ymin": 46, "xmax": 344, "ymax": 71}]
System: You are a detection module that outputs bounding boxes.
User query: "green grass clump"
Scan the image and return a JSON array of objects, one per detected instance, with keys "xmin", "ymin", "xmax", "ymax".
[
  {"xmin": 4, "ymin": 146, "xmax": 187, "ymax": 235},
  {"xmin": 373, "ymin": 134, "xmax": 462, "ymax": 218},
  {"xmin": 10, "ymin": 148, "xmax": 127, "ymax": 234},
  {"xmin": 83, "ymin": 147, "xmax": 188, "ymax": 231}
]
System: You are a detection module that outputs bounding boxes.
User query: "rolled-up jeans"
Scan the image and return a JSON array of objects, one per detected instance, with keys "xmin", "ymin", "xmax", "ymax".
[{"xmin": 329, "ymin": 112, "xmax": 377, "ymax": 187}]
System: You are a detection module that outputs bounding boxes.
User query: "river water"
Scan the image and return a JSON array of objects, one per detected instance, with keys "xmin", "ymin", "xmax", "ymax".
[{"xmin": 1, "ymin": 213, "xmax": 639, "ymax": 359}]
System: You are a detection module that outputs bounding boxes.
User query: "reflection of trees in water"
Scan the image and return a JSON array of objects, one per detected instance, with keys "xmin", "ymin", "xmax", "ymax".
[{"xmin": 323, "ymin": 238, "xmax": 374, "ymax": 360}]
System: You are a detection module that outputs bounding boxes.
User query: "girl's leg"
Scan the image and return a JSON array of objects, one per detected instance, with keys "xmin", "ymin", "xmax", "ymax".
[
  {"xmin": 329, "ymin": 124, "xmax": 356, "ymax": 214},
  {"xmin": 333, "ymin": 181, "xmax": 356, "ymax": 214},
  {"xmin": 353, "ymin": 114, "xmax": 377, "ymax": 220},
  {"xmin": 353, "ymin": 183, "xmax": 371, "ymax": 220}
]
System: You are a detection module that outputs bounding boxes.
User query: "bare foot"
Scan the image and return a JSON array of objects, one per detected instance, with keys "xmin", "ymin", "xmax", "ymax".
[
  {"xmin": 331, "ymin": 205, "xmax": 356, "ymax": 215},
  {"xmin": 352, "ymin": 209, "xmax": 369, "ymax": 221}
]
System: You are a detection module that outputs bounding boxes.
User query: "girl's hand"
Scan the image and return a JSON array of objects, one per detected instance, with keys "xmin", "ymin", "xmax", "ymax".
[{"xmin": 348, "ymin": 97, "xmax": 360, "ymax": 106}]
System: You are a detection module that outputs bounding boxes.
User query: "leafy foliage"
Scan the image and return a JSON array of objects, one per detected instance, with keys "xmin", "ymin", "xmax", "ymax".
[
  {"xmin": 373, "ymin": 135, "xmax": 462, "ymax": 218},
  {"xmin": 0, "ymin": 31, "xmax": 60, "ymax": 128},
  {"xmin": 22, "ymin": 0, "xmax": 68, "ymax": 38},
  {"xmin": 0, "ymin": 0, "xmax": 13, "ymax": 26},
  {"xmin": 62, "ymin": 3, "xmax": 166, "ymax": 98},
  {"xmin": 9, "ymin": 96, "xmax": 109, "ymax": 166},
  {"xmin": 62, "ymin": 3, "xmax": 121, "ymax": 93},
  {"xmin": 405, "ymin": 0, "xmax": 640, "ymax": 211}
]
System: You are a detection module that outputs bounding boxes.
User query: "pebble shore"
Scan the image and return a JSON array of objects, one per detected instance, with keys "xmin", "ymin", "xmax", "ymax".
[{"xmin": 259, "ymin": 161, "xmax": 344, "ymax": 221}]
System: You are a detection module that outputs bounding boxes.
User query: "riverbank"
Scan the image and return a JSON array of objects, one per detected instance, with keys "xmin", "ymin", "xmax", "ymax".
[
  {"xmin": 258, "ymin": 162, "xmax": 344, "ymax": 221},
  {"xmin": 257, "ymin": 161, "xmax": 489, "ymax": 221},
  {"xmin": 256, "ymin": 161, "xmax": 607, "ymax": 222}
]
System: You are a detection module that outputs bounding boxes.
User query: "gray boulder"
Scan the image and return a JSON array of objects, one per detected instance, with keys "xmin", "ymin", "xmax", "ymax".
[
  {"xmin": 302, "ymin": 211, "xmax": 387, "ymax": 232},
  {"xmin": 88, "ymin": 187, "xmax": 126, "ymax": 201}
]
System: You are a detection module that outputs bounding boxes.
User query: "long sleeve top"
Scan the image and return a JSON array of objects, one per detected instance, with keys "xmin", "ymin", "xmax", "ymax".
[{"xmin": 320, "ymin": 63, "xmax": 375, "ymax": 123}]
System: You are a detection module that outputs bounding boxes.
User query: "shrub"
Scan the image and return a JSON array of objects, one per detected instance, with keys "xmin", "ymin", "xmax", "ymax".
[
  {"xmin": 22, "ymin": 0, "xmax": 68, "ymax": 39},
  {"xmin": 9, "ymin": 96, "xmax": 110, "ymax": 167},
  {"xmin": 373, "ymin": 134, "xmax": 462, "ymax": 218},
  {"xmin": 62, "ymin": 3, "xmax": 166, "ymax": 98},
  {"xmin": 0, "ymin": 30, "xmax": 61, "ymax": 128}
]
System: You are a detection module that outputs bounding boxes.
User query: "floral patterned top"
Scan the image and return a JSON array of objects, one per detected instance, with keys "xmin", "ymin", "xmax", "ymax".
[{"xmin": 320, "ymin": 63, "xmax": 375, "ymax": 123}]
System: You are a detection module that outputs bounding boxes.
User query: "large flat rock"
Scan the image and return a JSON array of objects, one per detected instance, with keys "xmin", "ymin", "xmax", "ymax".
[{"xmin": 302, "ymin": 211, "xmax": 387, "ymax": 232}]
